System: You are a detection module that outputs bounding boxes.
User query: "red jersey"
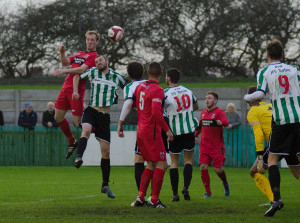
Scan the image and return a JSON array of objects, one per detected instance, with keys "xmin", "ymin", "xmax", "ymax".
[
  {"xmin": 134, "ymin": 80, "xmax": 169, "ymax": 135},
  {"xmin": 62, "ymin": 51, "xmax": 98, "ymax": 91},
  {"xmin": 195, "ymin": 107, "xmax": 229, "ymax": 153}
]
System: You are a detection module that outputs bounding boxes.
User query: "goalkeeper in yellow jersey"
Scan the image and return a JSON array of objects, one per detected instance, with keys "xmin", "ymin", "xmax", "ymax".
[
  {"xmin": 246, "ymin": 86, "xmax": 300, "ymax": 206},
  {"xmin": 246, "ymin": 86, "xmax": 274, "ymax": 205}
]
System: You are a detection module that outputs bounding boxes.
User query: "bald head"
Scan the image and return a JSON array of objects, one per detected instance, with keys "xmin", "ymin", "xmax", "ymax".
[{"xmin": 47, "ymin": 102, "xmax": 54, "ymax": 112}]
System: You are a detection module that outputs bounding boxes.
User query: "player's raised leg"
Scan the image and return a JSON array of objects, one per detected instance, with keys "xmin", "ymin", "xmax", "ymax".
[
  {"xmin": 74, "ymin": 123, "xmax": 92, "ymax": 168},
  {"xmin": 55, "ymin": 108, "xmax": 78, "ymax": 158}
]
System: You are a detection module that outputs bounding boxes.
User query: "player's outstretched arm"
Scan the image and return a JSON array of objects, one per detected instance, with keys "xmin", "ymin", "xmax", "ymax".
[
  {"xmin": 52, "ymin": 64, "xmax": 89, "ymax": 76},
  {"xmin": 57, "ymin": 45, "xmax": 71, "ymax": 66},
  {"xmin": 244, "ymin": 90, "xmax": 265, "ymax": 102}
]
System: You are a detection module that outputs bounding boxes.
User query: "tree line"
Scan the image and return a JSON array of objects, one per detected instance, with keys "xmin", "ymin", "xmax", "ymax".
[{"xmin": 0, "ymin": 0, "xmax": 300, "ymax": 79}]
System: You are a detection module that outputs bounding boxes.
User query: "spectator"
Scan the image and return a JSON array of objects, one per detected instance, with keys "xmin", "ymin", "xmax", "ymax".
[
  {"xmin": 42, "ymin": 102, "xmax": 58, "ymax": 128},
  {"xmin": 0, "ymin": 110, "xmax": 4, "ymax": 125},
  {"xmin": 18, "ymin": 102, "xmax": 37, "ymax": 130},
  {"xmin": 225, "ymin": 103, "xmax": 241, "ymax": 129}
]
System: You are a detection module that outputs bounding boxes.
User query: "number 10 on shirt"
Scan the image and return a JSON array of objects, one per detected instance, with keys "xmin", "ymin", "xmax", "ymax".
[{"xmin": 174, "ymin": 94, "xmax": 191, "ymax": 112}]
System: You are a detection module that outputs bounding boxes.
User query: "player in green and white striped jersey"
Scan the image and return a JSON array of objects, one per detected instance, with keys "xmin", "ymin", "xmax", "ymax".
[
  {"xmin": 72, "ymin": 55, "xmax": 127, "ymax": 199},
  {"xmin": 164, "ymin": 84, "xmax": 199, "ymax": 136},
  {"xmin": 79, "ymin": 62, "xmax": 127, "ymax": 107},
  {"xmin": 244, "ymin": 39, "xmax": 300, "ymax": 217},
  {"xmin": 164, "ymin": 68, "xmax": 199, "ymax": 201},
  {"xmin": 117, "ymin": 62, "xmax": 146, "ymax": 192}
]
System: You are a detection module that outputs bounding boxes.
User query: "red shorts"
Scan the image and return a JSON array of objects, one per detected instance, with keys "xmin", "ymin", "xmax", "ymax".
[
  {"xmin": 136, "ymin": 132, "xmax": 166, "ymax": 162},
  {"xmin": 55, "ymin": 88, "xmax": 85, "ymax": 116},
  {"xmin": 199, "ymin": 150, "xmax": 226, "ymax": 168}
]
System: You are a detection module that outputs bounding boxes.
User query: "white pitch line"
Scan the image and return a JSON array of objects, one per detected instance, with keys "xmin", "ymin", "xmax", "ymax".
[{"xmin": 0, "ymin": 194, "xmax": 101, "ymax": 206}]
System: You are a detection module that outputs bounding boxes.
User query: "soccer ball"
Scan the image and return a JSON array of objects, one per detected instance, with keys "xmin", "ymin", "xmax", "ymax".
[{"xmin": 108, "ymin": 26, "xmax": 124, "ymax": 42}]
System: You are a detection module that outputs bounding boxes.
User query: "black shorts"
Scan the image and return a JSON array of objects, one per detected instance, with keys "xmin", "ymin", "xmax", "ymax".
[
  {"xmin": 169, "ymin": 133, "xmax": 195, "ymax": 154},
  {"xmin": 268, "ymin": 123, "xmax": 300, "ymax": 156},
  {"xmin": 263, "ymin": 148, "xmax": 300, "ymax": 166},
  {"xmin": 81, "ymin": 106, "xmax": 110, "ymax": 143}
]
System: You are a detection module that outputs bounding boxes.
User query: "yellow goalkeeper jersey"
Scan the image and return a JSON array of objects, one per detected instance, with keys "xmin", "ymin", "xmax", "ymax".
[{"xmin": 247, "ymin": 101, "xmax": 272, "ymax": 153}]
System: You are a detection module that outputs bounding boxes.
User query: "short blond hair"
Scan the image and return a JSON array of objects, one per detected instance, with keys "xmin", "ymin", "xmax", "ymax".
[
  {"xmin": 226, "ymin": 103, "xmax": 236, "ymax": 112},
  {"xmin": 85, "ymin": 30, "xmax": 100, "ymax": 41}
]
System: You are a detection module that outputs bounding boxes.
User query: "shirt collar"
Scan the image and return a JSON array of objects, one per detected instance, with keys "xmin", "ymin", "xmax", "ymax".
[
  {"xmin": 146, "ymin": 79, "xmax": 159, "ymax": 84},
  {"xmin": 270, "ymin": 62, "xmax": 282, "ymax": 65}
]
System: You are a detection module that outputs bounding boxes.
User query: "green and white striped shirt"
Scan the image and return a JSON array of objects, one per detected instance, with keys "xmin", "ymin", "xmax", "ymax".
[
  {"xmin": 80, "ymin": 68, "xmax": 127, "ymax": 107},
  {"xmin": 257, "ymin": 62, "xmax": 300, "ymax": 125},
  {"xmin": 123, "ymin": 79, "xmax": 146, "ymax": 100},
  {"xmin": 164, "ymin": 85, "xmax": 199, "ymax": 135}
]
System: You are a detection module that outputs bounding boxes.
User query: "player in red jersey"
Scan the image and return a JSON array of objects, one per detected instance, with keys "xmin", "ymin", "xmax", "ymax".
[
  {"xmin": 131, "ymin": 62, "xmax": 173, "ymax": 208},
  {"xmin": 51, "ymin": 30, "xmax": 99, "ymax": 158},
  {"xmin": 194, "ymin": 91, "xmax": 230, "ymax": 198}
]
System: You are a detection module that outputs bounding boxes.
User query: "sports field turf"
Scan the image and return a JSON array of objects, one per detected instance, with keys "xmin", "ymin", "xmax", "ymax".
[{"xmin": 0, "ymin": 167, "xmax": 298, "ymax": 223}]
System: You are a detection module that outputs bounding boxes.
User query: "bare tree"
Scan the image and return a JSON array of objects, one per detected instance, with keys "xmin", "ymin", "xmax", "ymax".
[
  {"xmin": 236, "ymin": 0, "xmax": 300, "ymax": 75},
  {"xmin": 1, "ymin": 0, "xmax": 300, "ymax": 78}
]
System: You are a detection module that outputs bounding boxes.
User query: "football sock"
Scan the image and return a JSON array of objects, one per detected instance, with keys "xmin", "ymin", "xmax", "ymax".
[
  {"xmin": 217, "ymin": 169, "xmax": 228, "ymax": 186},
  {"xmin": 201, "ymin": 169, "xmax": 211, "ymax": 194},
  {"xmin": 58, "ymin": 118, "xmax": 75, "ymax": 145},
  {"xmin": 138, "ymin": 168, "xmax": 154, "ymax": 202},
  {"xmin": 76, "ymin": 137, "xmax": 87, "ymax": 157},
  {"xmin": 101, "ymin": 158, "xmax": 110, "ymax": 187},
  {"xmin": 135, "ymin": 163, "xmax": 145, "ymax": 191},
  {"xmin": 253, "ymin": 173, "xmax": 274, "ymax": 201},
  {"xmin": 151, "ymin": 168, "xmax": 165, "ymax": 204},
  {"xmin": 268, "ymin": 165, "xmax": 281, "ymax": 201},
  {"xmin": 170, "ymin": 168, "xmax": 179, "ymax": 195},
  {"xmin": 184, "ymin": 164, "xmax": 193, "ymax": 189}
]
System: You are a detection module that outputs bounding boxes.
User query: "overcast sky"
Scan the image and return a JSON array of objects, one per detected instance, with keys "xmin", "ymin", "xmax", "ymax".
[{"xmin": 1, "ymin": 0, "xmax": 56, "ymax": 12}]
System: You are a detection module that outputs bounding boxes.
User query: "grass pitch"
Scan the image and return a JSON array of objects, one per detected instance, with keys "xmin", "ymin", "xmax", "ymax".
[{"xmin": 0, "ymin": 167, "xmax": 298, "ymax": 223}]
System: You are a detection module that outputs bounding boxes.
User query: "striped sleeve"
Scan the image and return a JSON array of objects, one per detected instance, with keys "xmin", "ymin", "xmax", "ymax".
[
  {"xmin": 257, "ymin": 66, "xmax": 269, "ymax": 93},
  {"xmin": 117, "ymin": 74, "xmax": 128, "ymax": 89},
  {"xmin": 80, "ymin": 67, "xmax": 94, "ymax": 80},
  {"xmin": 123, "ymin": 84, "xmax": 130, "ymax": 100}
]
